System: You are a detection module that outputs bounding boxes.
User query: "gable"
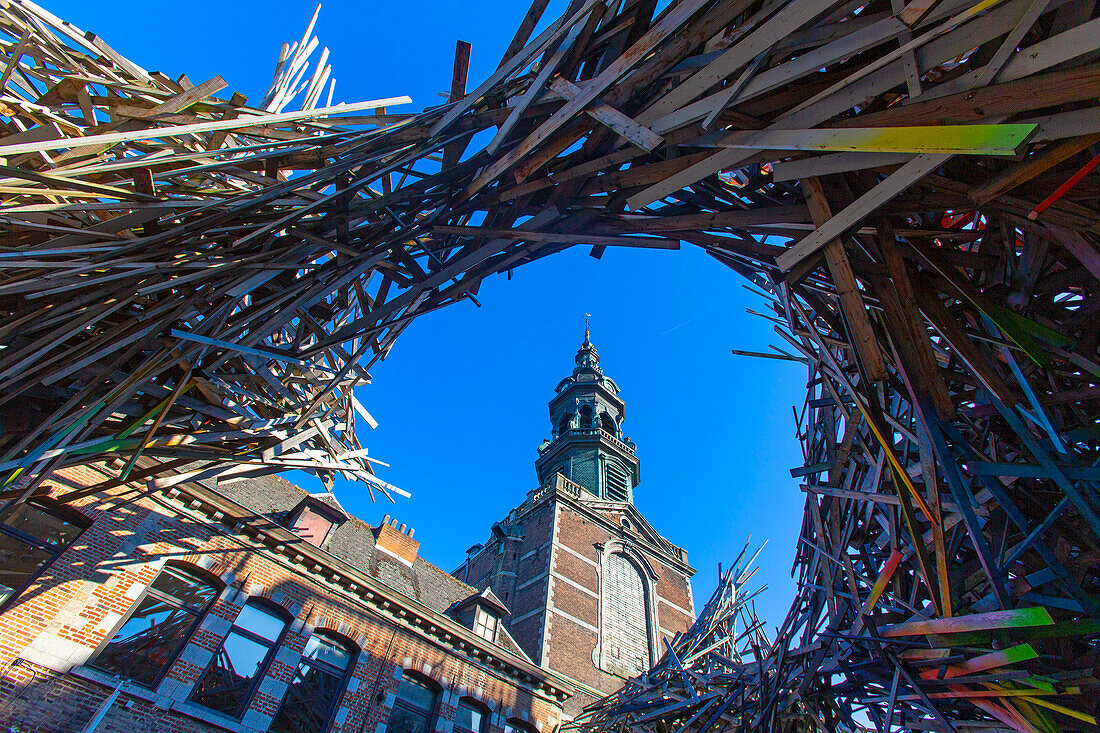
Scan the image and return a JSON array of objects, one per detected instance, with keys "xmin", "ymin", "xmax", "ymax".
[{"xmin": 575, "ymin": 497, "xmax": 690, "ymax": 571}]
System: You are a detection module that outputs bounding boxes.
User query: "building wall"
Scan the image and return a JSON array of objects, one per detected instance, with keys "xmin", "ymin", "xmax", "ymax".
[
  {"xmin": 0, "ymin": 466, "xmax": 566, "ymax": 733},
  {"xmin": 463, "ymin": 501, "xmax": 556, "ymax": 666},
  {"xmin": 545, "ymin": 503, "xmax": 694, "ymax": 707},
  {"xmin": 460, "ymin": 481, "xmax": 695, "ymax": 718}
]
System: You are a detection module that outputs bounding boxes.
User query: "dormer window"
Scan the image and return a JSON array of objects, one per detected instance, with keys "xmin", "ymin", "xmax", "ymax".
[
  {"xmin": 473, "ymin": 606, "xmax": 499, "ymax": 642},
  {"xmin": 284, "ymin": 494, "xmax": 346, "ymax": 548},
  {"xmin": 449, "ymin": 588, "xmax": 510, "ymax": 644}
]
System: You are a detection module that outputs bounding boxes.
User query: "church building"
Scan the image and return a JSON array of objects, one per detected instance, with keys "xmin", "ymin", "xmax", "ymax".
[{"xmin": 454, "ymin": 330, "xmax": 696, "ymax": 714}]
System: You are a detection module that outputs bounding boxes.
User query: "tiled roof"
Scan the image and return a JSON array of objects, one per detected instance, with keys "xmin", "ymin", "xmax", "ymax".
[{"xmin": 212, "ymin": 474, "xmax": 474, "ymax": 615}]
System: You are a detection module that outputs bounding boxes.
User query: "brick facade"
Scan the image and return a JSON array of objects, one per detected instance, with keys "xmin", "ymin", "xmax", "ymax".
[
  {"xmin": 455, "ymin": 475, "xmax": 695, "ymax": 717},
  {"xmin": 0, "ymin": 463, "xmax": 572, "ymax": 733}
]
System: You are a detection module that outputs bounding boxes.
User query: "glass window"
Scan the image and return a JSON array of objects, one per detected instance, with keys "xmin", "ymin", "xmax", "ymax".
[
  {"xmin": 385, "ymin": 672, "xmax": 437, "ymax": 733},
  {"xmin": 269, "ymin": 632, "xmax": 355, "ymax": 733},
  {"xmin": 472, "ymin": 607, "xmax": 497, "ymax": 642},
  {"xmin": 603, "ymin": 553, "xmax": 650, "ymax": 675},
  {"xmin": 190, "ymin": 599, "xmax": 289, "ymax": 718},
  {"xmin": 455, "ymin": 698, "xmax": 488, "ymax": 733},
  {"xmin": 91, "ymin": 564, "xmax": 219, "ymax": 688},
  {"xmin": 504, "ymin": 718, "xmax": 538, "ymax": 733},
  {"xmin": 0, "ymin": 498, "xmax": 87, "ymax": 608}
]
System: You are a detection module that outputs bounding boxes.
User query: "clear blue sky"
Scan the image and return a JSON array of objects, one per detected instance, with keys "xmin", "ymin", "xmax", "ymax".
[{"xmin": 52, "ymin": 0, "xmax": 807, "ymax": 633}]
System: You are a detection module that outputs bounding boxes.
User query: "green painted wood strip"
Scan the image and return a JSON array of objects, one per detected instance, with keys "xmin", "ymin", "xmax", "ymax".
[
  {"xmin": 881, "ymin": 607, "xmax": 1055, "ymax": 637},
  {"xmin": 721, "ymin": 124, "xmax": 1038, "ymax": 156}
]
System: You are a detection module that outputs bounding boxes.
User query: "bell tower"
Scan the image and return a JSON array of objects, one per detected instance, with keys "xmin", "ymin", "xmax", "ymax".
[{"xmin": 535, "ymin": 326, "xmax": 640, "ymax": 502}]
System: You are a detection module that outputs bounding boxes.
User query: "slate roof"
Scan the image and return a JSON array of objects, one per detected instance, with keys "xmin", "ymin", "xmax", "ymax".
[{"xmin": 210, "ymin": 473, "xmax": 530, "ymax": 660}]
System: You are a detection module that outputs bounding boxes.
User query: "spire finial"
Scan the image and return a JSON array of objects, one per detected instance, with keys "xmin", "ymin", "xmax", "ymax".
[{"xmin": 575, "ymin": 314, "xmax": 600, "ymax": 371}]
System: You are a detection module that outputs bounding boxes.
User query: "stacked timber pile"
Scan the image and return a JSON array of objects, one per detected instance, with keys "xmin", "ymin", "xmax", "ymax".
[
  {"xmin": 1, "ymin": 0, "xmax": 1099, "ymax": 729},
  {"xmin": 0, "ymin": 1, "xmax": 413, "ymax": 498}
]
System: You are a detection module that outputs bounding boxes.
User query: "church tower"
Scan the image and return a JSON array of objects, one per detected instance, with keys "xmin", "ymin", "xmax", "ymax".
[
  {"xmin": 454, "ymin": 330, "xmax": 696, "ymax": 716},
  {"xmin": 535, "ymin": 325, "xmax": 640, "ymax": 502}
]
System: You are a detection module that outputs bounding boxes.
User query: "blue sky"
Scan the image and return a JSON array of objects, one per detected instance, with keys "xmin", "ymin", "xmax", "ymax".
[{"xmin": 53, "ymin": 0, "xmax": 807, "ymax": 633}]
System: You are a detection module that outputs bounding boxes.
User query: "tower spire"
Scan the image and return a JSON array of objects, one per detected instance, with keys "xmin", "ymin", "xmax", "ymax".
[
  {"xmin": 575, "ymin": 314, "xmax": 601, "ymax": 373},
  {"xmin": 535, "ymin": 326, "xmax": 639, "ymax": 502}
]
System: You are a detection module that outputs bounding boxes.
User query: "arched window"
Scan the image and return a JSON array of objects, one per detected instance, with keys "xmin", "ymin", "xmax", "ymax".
[
  {"xmin": 91, "ymin": 562, "xmax": 220, "ymax": 688},
  {"xmin": 504, "ymin": 718, "xmax": 538, "ymax": 733},
  {"xmin": 579, "ymin": 404, "xmax": 593, "ymax": 427},
  {"xmin": 599, "ymin": 412, "xmax": 616, "ymax": 435},
  {"xmin": 0, "ymin": 497, "xmax": 89, "ymax": 610},
  {"xmin": 455, "ymin": 697, "xmax": 489, "ymax": 733},
  {"xmin": 385, "ymin": 671, "xmax": 438, "ymax": 733},
  {"xmin": 557, "ymin": 413, "xmax": 573, "ymax": 436},
  {"xmin": 603, "ymin": 553, "xmax": 651, "ymax": 675},
  {"xmin": 270, "ymin": 631, "xmax": 356, "ymax": 733},
  {"xmin": 190, "ymin": 598, "xmax": 290, "ymax": 718}
]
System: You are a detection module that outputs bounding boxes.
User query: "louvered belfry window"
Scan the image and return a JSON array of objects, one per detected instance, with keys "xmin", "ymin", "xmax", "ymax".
[{"xmin": 605, "ymin": 462, "xmax": 630, "ymax": 502}]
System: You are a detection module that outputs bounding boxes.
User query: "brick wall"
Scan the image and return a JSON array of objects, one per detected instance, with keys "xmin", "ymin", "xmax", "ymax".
[
  {"xmin": 460, "ymin": 487, "xmax": 695, "ymax": 720},
  {"xmin": 0, "ymin": 466, "xmax": 567, "ymax": 733}
]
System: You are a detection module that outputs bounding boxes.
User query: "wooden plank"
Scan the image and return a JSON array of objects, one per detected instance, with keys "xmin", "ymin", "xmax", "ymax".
[
  {"xmin": 549, "ymin": 77, "xmax": 663, "ymax": 151},
  {"xmin": 432, "ymin": 224, "xmax": 680, "ymax": 249},
  {"xmin": 641, "ymin": 0, "xmax": 840, "ymax": 123},
  {"xmin": 880, "ymin": 608, "xmax": 1055, "ymax": 637},
  {"xmin": 778, "ymin": 154, "xmax": 948, "ymax": 270},
  {"xmin": 721, "ymin": 124, "xmax": 1037, "ymax": 156},
  {"xmin": 0, "ymin": 97, "xmax": 411, "ymax": 157},
  {"xmin": 442, "ymin": 40, "xmax": 473, "ymax": 167},
  {"xmin": 461, "ymin": 0, "xmax": 712, "ymax": 196},
  {"xmin": 801, "ymin": 176, "xmax": 887, "ymax": 381},
  {"xmin": 498, "ymin": 0, "xmax": 553, "ymax": 68}
]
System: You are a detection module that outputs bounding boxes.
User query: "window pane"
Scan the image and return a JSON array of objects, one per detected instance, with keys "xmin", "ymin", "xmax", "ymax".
[
  {"xmin": 3, "ymin": 503, "xmax": 82, "ymax": 548},
  {"xmin": 269, "ymin": 662, "xmax": 344, "ymax": 733},
  {"xmin": 0, "ymin": 534, "xmax": 52, "ymax": 605},
  {"xmin": 190, "ymin": 631, "xmax": 271, "ymax": 716},
  {"xmin": 472, "ymin": 608, "xmax": 496, "ymax": 641},
  {"xmin": 604, "ymin": 554, "xmax": 649, "ymax": 675},
  {"xmin": 388, "ymin": 704, "xmax": 432, "ymax": 733},
  {"xmin": 456, "ymin": 702, "xmax": 483, "ymax": 733},
  {"xmin": 92, "ymin": 596, "xmax": 199, "ymax": 687},
  {"xmin": 152, "ymin": 566, "xmax": 218, "ymax": 609},
  {"xmin": 303, "ymin": 634, "xmax": 352, "ymax": 671},
  {"xmin": 395, "ymin": 676, "xmax": 435, "ymax": 712},
  {"xmin": 234, "ymin": 603, "xmax": 285, "ymax": 642},
  {"xmin": 505, "ymin": 721, "xmax": 536, "ymax": 733}
]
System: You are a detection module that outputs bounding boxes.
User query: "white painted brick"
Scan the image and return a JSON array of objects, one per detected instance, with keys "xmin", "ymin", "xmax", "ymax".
[
  {"xmin": 257, "ymin": 674, "xmax": 288, "ymax": 700},
  {"xmin": 241, "ymin": 708, "xmax": 273, "ymax": 731},
  {"xmin": 274, "ymin": 646, "xmax": 301, "ymax": 667},
  {"xmin": 96, "ymin": 611, "xmax": 122, "ymax": 633},
  {"xmin": 199, "ymin": 613, "xmax": 233, "ymax": 635},
  {"xmin": 178, "ymin": 642, "xmax": 216, "ymax": 667}
]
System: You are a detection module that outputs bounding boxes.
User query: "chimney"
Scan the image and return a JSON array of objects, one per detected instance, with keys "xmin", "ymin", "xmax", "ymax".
[{"xmin": 372, "ymin": 516, "xmax": 419, "ymax": 566}]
